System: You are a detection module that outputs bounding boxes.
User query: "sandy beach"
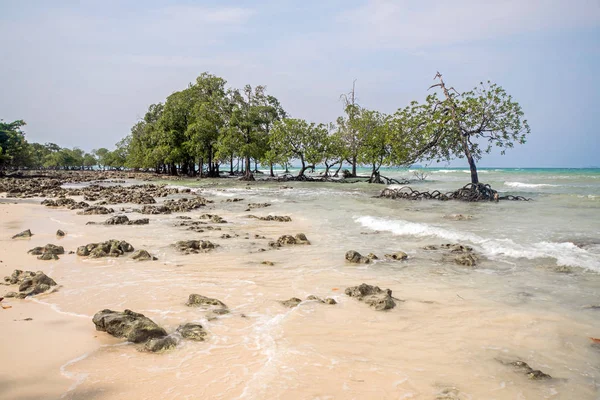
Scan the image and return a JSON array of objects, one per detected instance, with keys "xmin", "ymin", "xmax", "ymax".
[{"xmin": 1, "ymin": 173, "xmax": 599, "ymax": 399}]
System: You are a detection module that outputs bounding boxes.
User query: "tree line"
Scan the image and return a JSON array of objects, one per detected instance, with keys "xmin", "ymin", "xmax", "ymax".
[{"xmin": 1, "ymin": 72, "xmax": 530, "ymax": 184}]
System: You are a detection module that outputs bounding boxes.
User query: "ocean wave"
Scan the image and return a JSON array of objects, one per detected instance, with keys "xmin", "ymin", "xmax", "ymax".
[
  {"xmin": 355, "ymin": 216, "xmax": 600, "ymax": 272},
  {"xmin": 504, "ymin": 181, "xmax": 558, "ymax": 188}
]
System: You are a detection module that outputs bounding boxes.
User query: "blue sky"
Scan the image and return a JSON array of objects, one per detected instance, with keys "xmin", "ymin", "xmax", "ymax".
[{"xmin": 1, "ymin": 0, "xmax": 599, "ymax": 167}]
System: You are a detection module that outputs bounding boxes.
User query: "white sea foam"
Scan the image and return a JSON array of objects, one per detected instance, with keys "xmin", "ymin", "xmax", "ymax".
[
  {"xmin": 504, "ymin": 181, "xmax": 558, "ymax": 188},
  {"xmin": 355, "ymin": 216, "xmax": 600, "ymax": 272}
]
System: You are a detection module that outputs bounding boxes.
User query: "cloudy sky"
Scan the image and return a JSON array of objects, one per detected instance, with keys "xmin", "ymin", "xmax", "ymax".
[{"xmin": 1, "ymin": 0, "xmax": 599, "ymax": 167}]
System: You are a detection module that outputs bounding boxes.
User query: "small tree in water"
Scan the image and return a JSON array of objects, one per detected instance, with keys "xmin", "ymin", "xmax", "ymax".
[{"xmin": 400, "ymin": 73, "xmax": 530, "ymax": 186}]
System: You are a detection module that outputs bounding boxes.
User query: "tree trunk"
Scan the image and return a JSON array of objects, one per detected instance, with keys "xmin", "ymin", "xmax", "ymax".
[
  {"xmin": 229, "ymin": 156, "xmax": 234, "ymax": 175},
  {"xmin": 334, "ymin": 163, "xmax": 343, "ymax": 177},
  {"xmin": 351, "ymin": 156, "xmax": 357, "ymax": 177},
  {"xmin": 269, "ymin": 162, "xmax": 274, "ymax": 177},
  {"xmin": 462, "ymin": 137, "xmax": 479, "ymax": 184}
]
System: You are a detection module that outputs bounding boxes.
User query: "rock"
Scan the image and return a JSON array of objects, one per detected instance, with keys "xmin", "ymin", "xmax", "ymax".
[
  {"xmin": 345, "ymin": 250, "xmax": 371, "ymax": 264},
  {"xmin": 143, "ymin": 336, "xmax": 178, "ymax": 353},
  {"xmin": 174, "ymin": 240, "xmax": 218, "ymax": 254},
  {"xmin": 78, "ymin": 240, "xmax": 135, "ymax": 258},
  {"xmin": 38, "ymin": 253, "xmax": 59, "ymax": 260},
  {"xmin": 28, "ymin": 244, "xmax": 65, "ymax": 255},
  {"xmin": 499, "ymin": 359, "xmax": 552, "ymax": 380},
  {"xmin": 443, "ymin": 214, "xmax": 473, "ymax": 221},
  {"xmin": 176, "ymin": 323, "xmax": 208, "ymax": 341},
  {"xmin": 384, "ymin": 251, "xmax": 408, "ymax": 261},
  {"xmin": 131, "ymin": 249, "xmax": 157, "ymax": 261},
  {"xmin": 280, "ymin": 297, "xmax": 302, "ymax": 308},
  {"xmin": 454, "ymin": 253, "xmax": 477, "ymax": 267},
  {"xmin": 200, "ymin": 214, "xmax": 226, "ymax": 223},
  {"xmin": 56, "ymin": 229, "xmax": 66, "ymax": 237},
  {"xmin": 104, "ymin": 215, "xmax": 130, "ymax": 225},
  {"xmin": 424, "ymin": 243, "xmax": 473, "ymax": 253},
  {"xmin": 186, "ymin": 294, "xmax": 227, "ymax": 308},
  {"xmin": 12, "ymin": 229, "xmax": 32, "ymax": 239},
  {"xmin": 77, "ymin": 206, "xmax": 114, "ymax": 215},
  {"xmin": 345, "ymin": 283, "xmax": 396, "ymax": 311},
  {"xmin": 247, "ymin": 203, "xmax": 271, "ymax": 210},
  {"xmin": 306, "ymin": 295, "xmax": 337, "ymax": 305},
  {"xmin": 92, "ymin": 309, "xmax": 167, "ymax": 343},
  {"xmin": 4, "ymin": 270, "xmax": 57, "ymax": 297},
  {"xmin": 269, "ymin": 233, "xmax": 311, "ymax": 247},
  {"xmin": 224, "ymin": 198, "xmax": 244, "ymax": 202},
  {"xmin": 261, "ymin": 261, "xmax": 275, "ymax": 266},
  {"xmin": 247, "ymin": 215, "xmax": 292, "ymax": 222},
  {"xmin": 366, "ymin": 253, "xmax": 379, "ymax": 260}
]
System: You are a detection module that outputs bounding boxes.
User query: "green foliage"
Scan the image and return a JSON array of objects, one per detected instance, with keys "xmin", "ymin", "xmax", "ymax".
[{"xmin": 0, "ymin": 119, "xmax": 29, "ymax": 169}]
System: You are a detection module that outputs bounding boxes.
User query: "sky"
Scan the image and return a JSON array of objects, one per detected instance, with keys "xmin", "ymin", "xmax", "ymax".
[{"xmin": 1, "ymin": 0, "xmax": 599, "ymax": 167}]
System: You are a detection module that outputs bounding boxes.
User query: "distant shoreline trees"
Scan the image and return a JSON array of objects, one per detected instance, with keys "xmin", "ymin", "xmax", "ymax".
[{"xmin": 0, "ymin": 72, "xmax": 530, "ymax": 184}]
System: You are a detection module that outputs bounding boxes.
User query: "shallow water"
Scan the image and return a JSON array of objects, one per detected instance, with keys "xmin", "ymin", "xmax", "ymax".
[{"xmin": 1, "ymin": 169, "xmax": 599, "ymax": 399}]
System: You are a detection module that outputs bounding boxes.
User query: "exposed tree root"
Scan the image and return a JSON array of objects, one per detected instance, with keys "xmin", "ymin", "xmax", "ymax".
[{"xmin": 379, "ymin": 183, "xmax": 531, "ymax": 202}]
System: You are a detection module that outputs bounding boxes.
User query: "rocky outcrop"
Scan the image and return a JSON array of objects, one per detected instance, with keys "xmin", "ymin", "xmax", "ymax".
[
  {"xmin": 11, "ymin": 229, "xmax": 32, "ymax": 239},
  {"xmin": 3, "ymin": 270, "xmax": 57, "ymax": 298},
  {"xmin": 173, "ymin": 240, "xmax": 218, "ymax": 254},
  {"xmin": 92, "ymin": 309, "xmax": 167, "ymax": 343},
  {"xmin": 176, "ymin": 323, "xmax": 208, "ymax": 341},
  {"xmin": 384, "ymin": 251, "xmax": 408, "ymax": 261},
  {"xmin": 77, "ymin": 206, "xmax": 114, "ymax": 215},
  {"xmin": 345, "ymin": 283, "xmax": 396, "ymax": 311},
  {"xmin": 87, "ymin": 215, "xmax": 149, "ymax": 225},
  {"xmin": 42, "ymin": 198, "xmax": 89, "ymax": 209},
  {"xmin": 76, "ymin": 240, "xmax": 134, "ymax": 258},
  {"xmin": 131, "ymin": 249, "xmax": 157, "ymax": 261},
  {"xmin": 345, "ymin": 250, "xmax": 373, "ymax": 264},
  {"xmin": 269, "ymin": 233, "xmax": 310, "ymax": 247},
  {"xmin": 199, "ymin": 214, "xmax": 227, "ymax": 223},
  {"xmin": 247, "ymin": 215, "xmax": 292, "ymax": 222},
  {"xmin": 28, "ymin": 244, "xmax": 65, "ymax": 260}
]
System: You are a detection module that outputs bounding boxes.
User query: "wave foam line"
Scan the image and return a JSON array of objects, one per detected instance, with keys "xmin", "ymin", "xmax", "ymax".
[
  {"xmin": 355, "ymin": 216, "xmax": 600, "ymax": 272},
  {"xmin": 504, "ymin": 181, "xmax": 558, "ymax": 188}
]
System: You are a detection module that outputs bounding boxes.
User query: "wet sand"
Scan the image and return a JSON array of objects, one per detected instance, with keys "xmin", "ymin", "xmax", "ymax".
[{"xmin": 1, "ymin": 185, "xmax": 599, "ymax": 399}]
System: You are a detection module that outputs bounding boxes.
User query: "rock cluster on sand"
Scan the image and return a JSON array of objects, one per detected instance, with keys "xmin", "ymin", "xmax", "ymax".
[
  {"xmin": 28, "ymin": 244, "xmax": 65, "ymax": 260},
  {"xmin": 345, "ymin": 283, "xmax": 396, "ymax": 311},
  {"xmin": 11, "ymin": 229, "xmax": 33, "ymax": 239},
  {"xmin": 92, "ymin": 309, "xmax": 209, "ymax": 353},
  {"xmin": 77, "ymin": 240, "xmax": 134, "ymax": 258},
  {"xmin": 87, "ymin": 215, "xmax": 149, "ymax": 226},
  {"xmin": 173, "ymin": 240, "xmax": 218, "ymax": 254},
  {"xmin": 424, "ymin": 243, "xmax": 479, "ymax": 267},
  {"xmin": 3, "ymin": 270, "xmax": 57, "ymax": 298},
  {"xmin": 247, "ymin": 215, "xmax": 292, "ymax": 222},
  {"xmin": 345, "ymin": 250, "xmax": 407, "ymax": 264},
  {"xmin": 269, "ymin": 233, "xmax": 310, "ymax": 247},
  {"xmin": 77, "ymin": 206, "xmax": 114, "ymax": 215},
  {"xmin": 42, "ymin": 198, "xmax": 89, "ymax": 209},
  {"xmin": 199, "ymin": 214, "xmax": 227, "ymax": 223}
]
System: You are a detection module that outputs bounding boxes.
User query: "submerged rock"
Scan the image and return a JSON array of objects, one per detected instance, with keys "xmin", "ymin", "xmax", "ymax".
[
  {"xmin": 443, "ymin": 214, "xmax": 473, "ymax": 221},
  {"xmin": 280, "ymin": 297, "xmax": 302, "ymax": 308},
  {"xmin": 186, "ymin": 294, "xmax": 227, "ymax": 308},
  {"xmin": 246, "ymin": 203, "xmax": 271, "ymax": 210},
  {"xmin": 345, "ymin": 250, "xmax": 371, "ymax": 264},
  {"xmin": 384, "ymin": 251, "xmax": 408, "ymax": 261},
  {"xmin": 454, "ymin": 253, "xmax": 478, "ymax": 267},
  {"xmin": 345, "ymin": 283, "xmax": 396, "ymax": 311},
  {"xmin": 92, "ymin": 309, "xmax": 167, "ymax": 343},
  {"xmin": 143, "ymin": 336, "xmax": 178, "ymax": 353},
  {"xmin": 176, "ymin": 323, "xmax": 208, "ymax": 341},
  {"xmin": 498, "ymin": 359, "xmax": 552, "ymax": 380},
  {"xmin": 306, "ymin": 295, "xmax": 337, "ymax": 305},
  {"xmin": 11, "ymin": 229, "xmax": 32, "ymax": 239},
  {"xmin": 247, "ymin": 215, "xmax": 292, "ymax": 222},
  {"xmin": 174, "ymin": 240, "xmax": 218, "ymax": 254}
]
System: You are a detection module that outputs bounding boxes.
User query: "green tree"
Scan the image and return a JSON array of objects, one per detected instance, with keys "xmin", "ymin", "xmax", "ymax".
[
  {"xmin": 270, "ymin": 118, "xmax": 328, "ymax": 178},
  {"xmin": 93, "ymin": 148, "xmax": 110, "ymax": 170},
  {"xmin": 0, "ymin": 119, "xmax": 29, "ymax": 170},
  {"xmin": 402, "ymin": 73, "xmax": 530, "ymax": 184},
  {"xmin": 355, "ymin": 109, "xmax": 391, "ymax": 183},
  {"xmin": 83, "ymin": 153, "xmax": 97, "ymax": 169},
  {"xmin": 337, "ymin": 81, "xmax": 361, "ymax": 177}
]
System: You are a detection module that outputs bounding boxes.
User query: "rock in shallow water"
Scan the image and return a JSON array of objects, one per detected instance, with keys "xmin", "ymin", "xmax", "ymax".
[
  {"xmin": 345, "ymin": 250, "xmax": 372, "ymax": 264},
  {"xmin": 280, "ymin": 297, "xmax": 302, "ymax": 308},
  {"xmin": 11, "ymin": 229, "xmax": 33, "ymax": 239},
  {"xmin": 3, "ymin": 270, "xmax": 57, "ymax": 298},
  {"xmin": 186, "ymin": 294, "xmax": 227, "ymax": 308},
  {"xmin": 143, "ymin": 336, "xmax": 178, "ymax": 353},
  {"xmin": 345, "ymin": 283, "xmax": 396, "ymax": 311},
  {"xmin": 176, "ymin": 323, "xmax": 208, "ymax": 341},
  {"xmin": 92, "ymin": 309, "xmax": 167, "ymax": 343},
  {"xmin": 174, "ymin": 240, "xmax": 218, "ymax": 254},
  {"xmin": 131, "ymin": 249, "xmax": 157, "ymax": 261}
]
